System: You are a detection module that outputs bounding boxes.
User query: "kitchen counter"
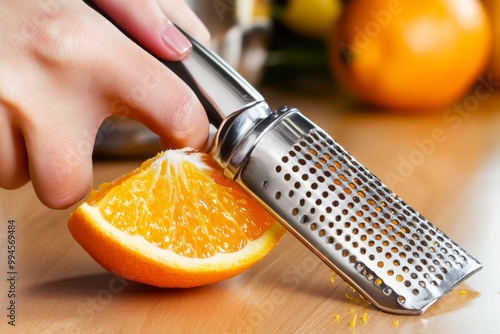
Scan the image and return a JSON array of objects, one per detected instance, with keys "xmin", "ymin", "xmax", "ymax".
[{"xmin": 1, "ymin": 85, "xmax": 499, "ymax": 333}]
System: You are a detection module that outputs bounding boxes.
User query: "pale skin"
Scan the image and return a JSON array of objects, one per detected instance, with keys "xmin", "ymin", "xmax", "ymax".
[{"xmin": 0, "ymin": 0, "xmax": 211, "ymax": 209}]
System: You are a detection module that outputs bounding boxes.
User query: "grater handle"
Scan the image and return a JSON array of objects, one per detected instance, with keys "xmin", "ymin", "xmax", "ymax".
[{"xmin": 83, "ymin": 0, "xmax": 265, "ymax": 128}]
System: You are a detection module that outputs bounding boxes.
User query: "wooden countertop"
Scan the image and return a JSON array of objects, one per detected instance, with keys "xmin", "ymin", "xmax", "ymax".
[{"xmin": 1, "ymin": 85, "xmax": 499, "ymax": 333}]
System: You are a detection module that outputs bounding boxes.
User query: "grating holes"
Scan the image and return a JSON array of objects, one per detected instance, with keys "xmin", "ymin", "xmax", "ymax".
[
  {"xmin": 412, "ymin": 289, "xmax": 420, "ymax": 296},
  {"xmin": 301, "ymin": 215, "xmax": 310, "ymax": 224},
  {"xmin": 299, "ymin": 199, "xmax": 305, "ymax": 206},
  {"xmin": 294, "ymin": 182, "xmax": 301, "ymax": 189},
  {"xmin": 292, "ymin": 165, "xmax": 299, "ymax": 172},
  {"xmin": 319, "ymin": 229, "xmax": 325, "ymax": 237},
  {"xmin": 275, "ymin": 192, "xmax": 281, "ymax": 200},
  {"xmin": 383, "ymin": 287, "xmax": 392, "ymax": 295},
  {"xmin": 310, "ymin": 223, "xmax": 317, "ymax": 231},
  {"xmin": 282, "ymin": 156, "xmax": 289, "ymax": 163},
  {"xmin": 289, "ymin": 190, "xmax": 294, "ymax": 197},
  {"xmin": 275, "ymin": 166, "xmax": 282, "ymax": 173},
  {"xmin": 404, "ymin": 281, "xmax": 411, "ymax": 287},
  {"xmin": 327, "ymin": 237, "xmax": 334, "ymax": 244},
  {"xmin": 262, "ymin": 181, "xmax": 268, "ymax": 188},
  {"xmin": 387, "ymin": 270, "xmax": 394, "ymax": 276},
  {"xmin": 284, "ymin": 174, "xmax": 291, "ymax": 181},
  {"xmin": 298, "ymin": 159, "xmax": 306, "ymax": 166},
  {"xmin": 397, "ymin": 296, "xmax": 406, "ymax": 304}
]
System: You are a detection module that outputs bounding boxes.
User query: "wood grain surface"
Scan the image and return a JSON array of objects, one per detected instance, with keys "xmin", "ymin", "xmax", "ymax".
[{"xmin": 1, "ymin": 86, "xmax": 499, "ymax": 333}]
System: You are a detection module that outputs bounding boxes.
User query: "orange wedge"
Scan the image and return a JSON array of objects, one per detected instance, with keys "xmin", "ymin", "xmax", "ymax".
[{"xmin": 68, "ymin": 149, "xmax": 286, "ymax": 288}]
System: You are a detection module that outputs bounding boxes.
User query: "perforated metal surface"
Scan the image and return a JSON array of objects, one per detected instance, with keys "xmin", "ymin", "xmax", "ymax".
[{"xmin": 235, "ymin": 107, "xmax": 482, "ymax": 315}]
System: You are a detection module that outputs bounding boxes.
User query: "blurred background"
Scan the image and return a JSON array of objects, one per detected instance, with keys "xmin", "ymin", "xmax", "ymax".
[{"xmin": 93, "ymin": 0, "xmax": 500, "ymax": 159}]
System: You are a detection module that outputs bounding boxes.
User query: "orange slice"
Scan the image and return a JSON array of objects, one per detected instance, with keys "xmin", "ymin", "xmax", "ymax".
[{"xmin": 68, "ymin": 149, "xmax": 286, "ymax": 288}]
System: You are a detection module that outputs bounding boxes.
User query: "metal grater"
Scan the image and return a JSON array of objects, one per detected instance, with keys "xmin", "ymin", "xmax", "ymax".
[
  {"xmin": 212, "ymin": 105, "xmax": 482, "ymax": 315},
  {"xmin": 85, "ymin": 1, "xmax": 482, "ymax": 315}
]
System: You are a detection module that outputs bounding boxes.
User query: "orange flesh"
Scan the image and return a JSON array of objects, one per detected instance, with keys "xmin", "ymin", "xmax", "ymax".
[{"xmin": 89, "ymin": 153, "xmax": 275, "ymax": 258}]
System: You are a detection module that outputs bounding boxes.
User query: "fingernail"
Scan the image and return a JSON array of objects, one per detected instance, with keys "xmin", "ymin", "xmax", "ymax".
[{"xmin": 161, "ymin": 21, "xmax": 191, "ymax": 57}]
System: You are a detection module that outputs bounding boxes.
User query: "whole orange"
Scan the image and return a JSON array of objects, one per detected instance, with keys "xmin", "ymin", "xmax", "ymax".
[{"xmin": 330, "ymin": 0, "xmax": 492, "ymax": 110}]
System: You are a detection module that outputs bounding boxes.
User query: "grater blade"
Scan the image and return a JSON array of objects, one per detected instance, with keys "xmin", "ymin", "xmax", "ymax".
[{"xmin": 212, "ymin": 106, "xmax": 482, "ymax": 315}]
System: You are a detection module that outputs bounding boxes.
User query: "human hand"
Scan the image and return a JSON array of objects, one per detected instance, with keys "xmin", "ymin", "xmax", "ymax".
[{"xmin": 0, "ymin": 0, "xmax": 211, "ymax": 209}]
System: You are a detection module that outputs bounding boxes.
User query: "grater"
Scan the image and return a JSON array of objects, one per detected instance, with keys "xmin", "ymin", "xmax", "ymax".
[{"xmin": 84, "ymin": 1, "xmax": 482, "ymax": 315}]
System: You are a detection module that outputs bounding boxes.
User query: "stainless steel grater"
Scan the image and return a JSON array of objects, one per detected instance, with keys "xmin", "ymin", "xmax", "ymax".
[{"xmin": 84, "ymin": 1, "xmax": 482, "ymax": 315}]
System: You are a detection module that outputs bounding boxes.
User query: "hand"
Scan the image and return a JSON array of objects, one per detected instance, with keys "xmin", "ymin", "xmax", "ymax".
[{"xmin": 0, "ymin": 0, "xmax": 211, "ymax": 209}]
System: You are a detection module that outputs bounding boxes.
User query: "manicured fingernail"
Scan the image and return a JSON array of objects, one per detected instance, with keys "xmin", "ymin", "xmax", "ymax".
[{"xmin": 161, "ymin": 21, "xmax": 191, "ymax": 56}]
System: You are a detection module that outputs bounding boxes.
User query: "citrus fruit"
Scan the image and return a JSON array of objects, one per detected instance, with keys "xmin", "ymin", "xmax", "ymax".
[
  {"xmin": 277, "ymin": 0, "xmax": 343, "ymax": 39},
  {"xmin": 330, "ymin": 0, "xmax": 492, "ymax": 110},
  {"xmin": 68, "ymin": 149, "xmax": 286, "ymax": 288}
]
